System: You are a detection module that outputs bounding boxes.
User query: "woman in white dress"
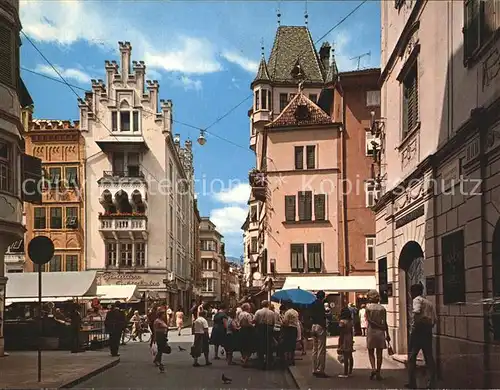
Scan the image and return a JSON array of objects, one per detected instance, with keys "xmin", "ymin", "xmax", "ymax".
[{"xmin": 359, "ymin": 304, "xmax": 368, "ymax": 336}]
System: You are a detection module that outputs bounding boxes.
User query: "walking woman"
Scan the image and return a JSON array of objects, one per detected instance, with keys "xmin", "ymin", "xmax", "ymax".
[
  {"xmin": 224, "ymin": 308, "xmax": 239, "ymax": 365},
  {"xmin": 210, "ymin": 304, "xmax": 228, "ymax": 360},
  {"xmin": 153, "ymin": 310, "xmax": 169, "ymax": 373},
  {"xmin": 175, "ymin": 307, "xmax": 184, "ymax": 336},
  {"xmin": 238, "ymin": 303, "xmax": 254, "ymax": 367},
  {"xmin": 359, "ymin": 304, "xmax": 368, "ymax": 336},
  {"xmin": 365, "ymin": 290, "xmax": 391, "ymax": 381},
  {"xmin": 337, "ymin": 307, "xmax": 354, "ymax": 378}
]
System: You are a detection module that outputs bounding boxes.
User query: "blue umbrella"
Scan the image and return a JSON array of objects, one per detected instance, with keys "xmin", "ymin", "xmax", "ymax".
[{"xmin": 271, "ymin": 288, "xmax": 316, "ymax": 306}]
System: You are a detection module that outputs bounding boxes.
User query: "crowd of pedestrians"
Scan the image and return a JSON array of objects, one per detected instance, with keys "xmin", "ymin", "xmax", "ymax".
[{"xmin": 103, "ymin": 281, "xmax": 437, "ymax": 387}]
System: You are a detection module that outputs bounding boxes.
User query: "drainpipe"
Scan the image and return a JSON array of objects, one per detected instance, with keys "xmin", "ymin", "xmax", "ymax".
[
  {"xmin": 340, "ymin": 86, "xmax": 350, "ymax": 303},
  {"xmin": 478, "ymin": 110, "xmax": 490, "ymax": 389}
]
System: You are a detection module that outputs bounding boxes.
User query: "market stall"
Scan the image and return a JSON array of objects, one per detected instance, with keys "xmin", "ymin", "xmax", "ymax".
[{"xmin": 4, "ymin": 271, "xmax": 101, "ymax": 351}]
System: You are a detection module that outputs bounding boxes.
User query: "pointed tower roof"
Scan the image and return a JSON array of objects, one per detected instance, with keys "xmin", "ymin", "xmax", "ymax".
[
  {"xmin": 253, "ymin": 57, "xmax": 271, "ymax": 85},
  {"xmin": 325, "ymin": 57, "xmax": 339, "ymax": 85},
  {"xmin": 267, "ymin": 26, "xmax": 325, "ymax": 84},
  {"xmin": 266, "ymin": 92, "xmax": 332, "ymax": 128}
]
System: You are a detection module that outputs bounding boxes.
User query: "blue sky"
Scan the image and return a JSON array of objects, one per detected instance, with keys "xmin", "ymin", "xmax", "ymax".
[{"xmin": 20, "ymin": 0, "xmax": 381, "ymax": 257}]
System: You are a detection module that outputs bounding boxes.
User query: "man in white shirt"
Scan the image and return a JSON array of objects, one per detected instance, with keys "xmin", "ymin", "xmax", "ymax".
[
  {"xmin": 191, "ymin": 310, "xmax": 211, "ymax": 367},
  {"xmin": 254, "ymin": 300, "xmax": 276, "ymax": 370},
  {"xmin": 406, "ymin": 283, "xmax": 437, "ymax": 389}
]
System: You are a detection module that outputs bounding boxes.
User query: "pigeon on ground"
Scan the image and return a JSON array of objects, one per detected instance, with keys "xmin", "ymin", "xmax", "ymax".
[
  {"xmin": 222, "ymin": 374, "xmax": 232, "ymax": 384},
  {"xmin": 178, "ymin": 346, "xmax": 186, "ymax": 352}
]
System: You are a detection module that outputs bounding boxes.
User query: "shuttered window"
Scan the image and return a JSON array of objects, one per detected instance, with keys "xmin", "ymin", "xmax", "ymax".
[
  {"xmin": 402, "ymin": 63, "xmax": 418, "ymax": 139},
  {"xmin": 306, "ymin": 145, "xmax": 316, "ymax": 169},
  {"xmin": 464, "ymin": 0, "xmax": 500, "ymax": 61},
  {"xmin": 0, "ymin": 24, "xmax": 14, "ymax": 87},
  {"xmin": 285, "ymin": 195, "xmax": 296, "ymax": 222},
  {"xmin": 298, "ymin": 191, "xmax": 312, "ymax": 221},
  {"xmin": 314, "ymin": 194, "xmax": 326, "ymax": 220},
  {"xmin": 290, "ymin": 244, "xmax": 305, "ymax": 272},
  {"xmin": 307, "ymin": 244, "xmax": 322, "ymax": 272},
  {"xmin": 294, "ymin": 146, "xmax": 304, "ymax": 169}
]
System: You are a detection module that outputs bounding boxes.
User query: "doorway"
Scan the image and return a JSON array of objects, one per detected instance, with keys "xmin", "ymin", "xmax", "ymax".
[{"xmin": 398, "ymin": 241, "xmax": 425, "ymax": 346}]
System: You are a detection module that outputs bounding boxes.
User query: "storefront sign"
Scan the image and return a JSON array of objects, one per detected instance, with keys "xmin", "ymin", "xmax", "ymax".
[
  {"xmin": 395, "ymin": 205, "xmax": 425, "ymax": 229},
  {"xmin": 442, "ymin": 230, "xmax": 466, "ymax": 304},
  {"xmin": 98, "ymin": 272, "xmax": 162, "ymax": 288}
]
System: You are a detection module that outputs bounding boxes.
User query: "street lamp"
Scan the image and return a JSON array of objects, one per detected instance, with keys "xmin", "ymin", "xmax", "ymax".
[{"xmin": 197, "ymin": 129, "xmax": 206, "ymax": 146}]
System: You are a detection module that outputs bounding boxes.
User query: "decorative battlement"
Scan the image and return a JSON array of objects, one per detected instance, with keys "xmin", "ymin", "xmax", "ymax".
[{"xmin": 32, "ymin": 119, "xmax": 79, "ymax": 131}]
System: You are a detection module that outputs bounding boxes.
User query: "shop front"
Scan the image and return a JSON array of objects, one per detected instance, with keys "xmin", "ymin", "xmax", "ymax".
[{"xmin": 97, "ymin": 271, "xmax": 167, "ymax": 298}]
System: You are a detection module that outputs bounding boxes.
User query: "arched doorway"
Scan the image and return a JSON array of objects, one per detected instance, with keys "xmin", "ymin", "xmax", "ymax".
[
  {"xmin": 492, "ymin": 221, "xmax": 500, "ymax": 340},
  {"xmin": 399, "ymin": 240, "xmax": 425, "ymax": 345}
]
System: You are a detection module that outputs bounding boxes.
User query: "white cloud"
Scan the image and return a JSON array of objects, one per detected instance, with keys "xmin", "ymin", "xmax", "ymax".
[
  {"xmin": 213, "ymin": 183, "xmax": 250, "ymax": 204},
  {"xmin": 20, "ymin": 0, "xmax": 223, "ymax": 75},
  {"xmin": 146, "ymin": 69, "xmax": 163, "ymax": 81},
  {"xmin": 34, "ymin": 63, "xmax": 92, "ymax": 84},
  {"xmin": 210, "ymin": 206, "xmax": 248, "ymax": 235},
  {"xmin": 179, "ymin": 75, "xmax": 202, "ymax": 91},
  {"xmin": 221, "ymin": 51, "xmax": 259, "ymax": 73}
]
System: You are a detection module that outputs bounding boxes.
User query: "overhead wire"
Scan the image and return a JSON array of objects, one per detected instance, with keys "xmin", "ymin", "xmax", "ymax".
[{"xmin": 21, "ymin": 0, "xmax": 368, "ymax": 161}]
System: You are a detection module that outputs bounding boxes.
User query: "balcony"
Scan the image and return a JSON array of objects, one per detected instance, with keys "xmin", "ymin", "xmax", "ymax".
[
  {"xmin": 99, "ymin": 170, "xmax": 147, "ymax": 216},
  {"xmin": 98, "ymin": 214, "xmax": 148, "ymax": 240},
  {"xmin": 249, "ymin": 169, "xmax": 267, "ymax": 202},
  {"xmin": 253, "ymin": 109, "xmax": 271, "ymax": 124},
  {"xmin": 201, "ymin": 270, "xmax": 217, "ymax": 279}
]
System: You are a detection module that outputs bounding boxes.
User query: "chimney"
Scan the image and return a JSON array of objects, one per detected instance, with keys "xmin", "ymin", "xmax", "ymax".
[
  {"xmin": 118, "ymin": 41, "xmax": 132, "ymax": 81},
  {"xmin": 319, "ymin": 42, "xmax": 331, "ymax": 70}
]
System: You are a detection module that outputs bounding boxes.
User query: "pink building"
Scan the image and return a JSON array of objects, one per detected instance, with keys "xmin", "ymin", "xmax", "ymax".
[{"xmin": 242, "ymin": 25, "xmax": 376, "ymax": 306}]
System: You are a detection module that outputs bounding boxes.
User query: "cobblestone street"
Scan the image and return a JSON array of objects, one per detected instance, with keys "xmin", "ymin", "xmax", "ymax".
[{"xmin": 75, "ymin": 327, "xmax": 297, "ymax": 389}]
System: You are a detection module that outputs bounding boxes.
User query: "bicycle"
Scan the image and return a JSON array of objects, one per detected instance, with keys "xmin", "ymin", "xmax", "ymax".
[{"xmin": 122, "ymin": 320, "xmax": 152, "ymax": 344}]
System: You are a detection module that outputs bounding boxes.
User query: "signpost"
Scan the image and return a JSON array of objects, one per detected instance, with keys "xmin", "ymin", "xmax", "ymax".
[{"xmin": 27, "ymin": 236, "xmax": 54, "ymax": 383}]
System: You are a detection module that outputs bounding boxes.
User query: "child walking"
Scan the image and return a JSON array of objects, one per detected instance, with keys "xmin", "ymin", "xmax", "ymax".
[{"xmin": 338, "ymin": 307, "xmax": 354, "ymax": 378}]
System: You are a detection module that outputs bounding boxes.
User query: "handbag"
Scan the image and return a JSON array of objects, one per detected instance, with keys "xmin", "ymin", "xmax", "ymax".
[
  {"xmin": 165, "ymin": 344, "xmax": 172, "ymax": 354},
  {"xmin": 387, "ymin": 342, "xmax": 394, "ymax": 356},
  {"xmin": 151, "ymin": 343, "xmax": 158, "ymax": 357}
]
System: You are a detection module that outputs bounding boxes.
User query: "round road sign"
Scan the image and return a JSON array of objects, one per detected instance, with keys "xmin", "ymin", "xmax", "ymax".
[{"xmin": 28, "ymin": 236, "xmax": 55, "ymax": 265}]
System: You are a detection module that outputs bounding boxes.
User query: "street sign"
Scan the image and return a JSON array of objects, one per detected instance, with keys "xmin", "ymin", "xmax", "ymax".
[
  {"xmin": 28, "ymin": 236, "xmax": 55, "ymax": 265},
  {"xmin": 27, "ymin": 236, "xmax": 54, "ymax": 383}
]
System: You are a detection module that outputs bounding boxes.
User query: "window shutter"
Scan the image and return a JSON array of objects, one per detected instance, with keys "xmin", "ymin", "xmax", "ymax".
[
  {"xmin": 297, "ymin": 245, "xmax": 304, "ymax": 271},
  {"xmin": 0, "ymin": 25, "xmax": 14, "ymax": 86},
  {"xmin": 295, "ymin": 146, "xmax": 304, "ymax": 169},
  {"xmin": 464, "ymin": 0, "xmax": 480, "ymax": 59},
  {"xmin": 314, "ymin": 194, "xmax": 326, "ymax": 220},
  {"xmin": 22, "ymin": 153, "xmax": 43, "ymax": 204},
  {"xmin": 306, "ymin": 145, "xmax": 316, "ymax": 169},
  {"xmin": 285, "ymin": 195, "xmax": 296, "ymax": 222},
  {"xmin": 315, "ymin": 247, "xmax": 322, "ymax": 270},
  {"xmin": 298, "ymin": 191, "xmax": 306, "ymax": 220},
  {"xmin": 291, "ymin": 246, "xmax": 298, "ymax": 270},
  {"xmin": 482, "ymin": 0, "xmax": 499, "ymax": 43},
  {"xmin": 304, "ymin": 191, "xmax": 313, "ymax": 220}
]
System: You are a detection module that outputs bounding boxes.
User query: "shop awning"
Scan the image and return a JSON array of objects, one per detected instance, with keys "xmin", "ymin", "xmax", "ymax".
[
  {"xmin": 5, "ymin": 271, "xmax": 98, "ymax": 303},
  {"xmin": 96, "ymin": 285, "xmax": 141, "ymax": 303},
  {"xmin": 282, "ymin": 275, "xmax": 376, "ymax": 293}
]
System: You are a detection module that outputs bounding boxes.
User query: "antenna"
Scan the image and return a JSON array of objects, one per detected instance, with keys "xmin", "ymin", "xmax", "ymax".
[{"xmin": 349, "ymin": 51, "xmax": 371, "ymax": 70}]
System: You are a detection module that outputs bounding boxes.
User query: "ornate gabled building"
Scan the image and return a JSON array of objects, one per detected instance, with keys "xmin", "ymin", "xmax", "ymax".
[
  {"xmin": 79, "ymin": 41, "xmax": 196, "ymax": 309},
  {"xmin": 23, "ymin": 117, "xmax": 85, "ymax": 273}
]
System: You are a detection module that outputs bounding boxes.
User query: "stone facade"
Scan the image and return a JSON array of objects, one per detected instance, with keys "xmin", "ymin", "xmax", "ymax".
[
  {"xmin": 374, "ymin": 0, "xmax": 500, "ymax": 387},
  {"xmin": 79, "ymin": 41, "xmax": 195, "ymax": 308}
]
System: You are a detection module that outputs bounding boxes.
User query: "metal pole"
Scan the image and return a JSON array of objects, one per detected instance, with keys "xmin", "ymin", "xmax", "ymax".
[{"xmin": 37, "ymin": 267, "xmax": 42, "ymax": 382}]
